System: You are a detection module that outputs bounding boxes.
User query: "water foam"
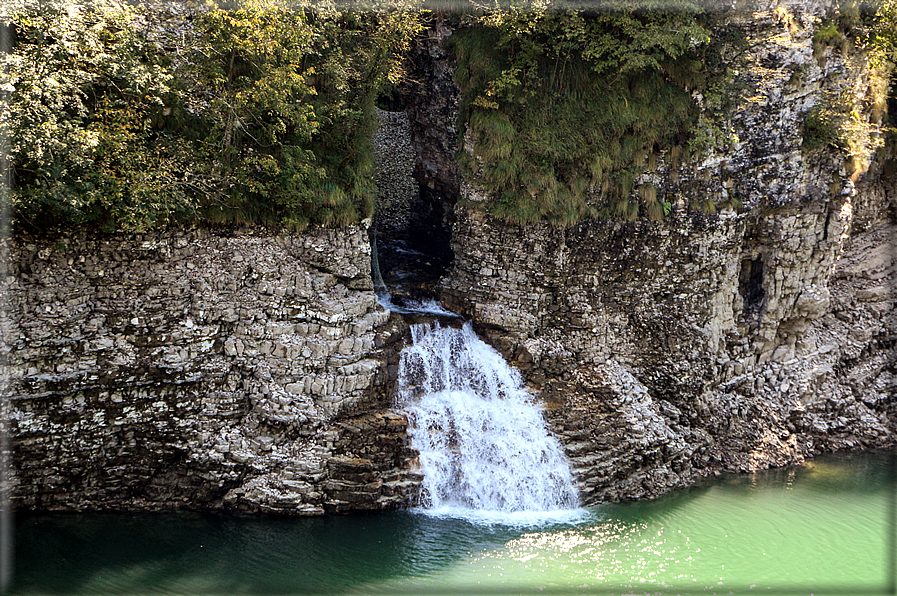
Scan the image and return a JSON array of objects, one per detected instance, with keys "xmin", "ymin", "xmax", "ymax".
[
  {"xmin": 377, "ymin": 295, "xmax": 460, "ymax": 317},
  {"xmin": 398, "ymin": 323, "xmax": 581, "ymax": 523}
]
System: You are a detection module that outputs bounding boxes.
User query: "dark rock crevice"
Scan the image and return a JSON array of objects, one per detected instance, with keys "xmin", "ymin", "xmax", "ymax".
[
  {"xmin": 371, "ymin": 21, "xmax": 460, "ymax": 302},
  {"xmin": 738, "ymin": 255, "xmax": 766, "ymax": 318}
]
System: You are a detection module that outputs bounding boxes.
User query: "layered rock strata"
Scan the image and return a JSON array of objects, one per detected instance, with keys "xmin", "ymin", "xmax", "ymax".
[
  {"xmin": 439, "ymin": 5, "xmax": 896, "ymax": 501},
  {"xmin": 2, "ymin": 223, "xmax": 420, "ymax": 514},
  {"xmin": 4, "ymin": 3, "xmax": 895, "ymax": 513}
]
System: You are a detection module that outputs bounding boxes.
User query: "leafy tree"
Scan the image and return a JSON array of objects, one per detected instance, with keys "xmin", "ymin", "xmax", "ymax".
[
  {"xmin": 174, "ymin": 0, "xmax": 424, "ymax": 229},
  {"xmin": 2, "ymin": 0, "xmax": 197, "ymax": 231},
  {"xmin": 2, "ymin": 0, "xmax": 424, "ymax": 232},
  {"xmin": 188, "ymin": 2, "xmax": 323, "ymax": 226}
]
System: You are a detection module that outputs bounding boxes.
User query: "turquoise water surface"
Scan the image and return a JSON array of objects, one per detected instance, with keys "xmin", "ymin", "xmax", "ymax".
[{"xmin": 10, "ymin": 449, "xmax": 895, "ymax": 595}]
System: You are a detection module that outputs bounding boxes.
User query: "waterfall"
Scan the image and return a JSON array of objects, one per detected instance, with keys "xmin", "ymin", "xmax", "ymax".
[{"xmin": 398, "ymin": 322, "xmax": 580, "ymax": 521}]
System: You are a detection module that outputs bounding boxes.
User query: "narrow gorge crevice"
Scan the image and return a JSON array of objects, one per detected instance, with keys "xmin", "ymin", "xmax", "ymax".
[
  {"xmin": 4, "ymin": 5, "xmax": 896, "ymax": 518},
  {"xmin": 371, "ymin": 105, "xmax": 453, "ymax": 305},
  {"xmin": 370, "ymin": 20, "xmax": 460, "ymax": 307},
  {"xmin": 738, "ymin": 255, "xmax": 766, "ymax": 319}
]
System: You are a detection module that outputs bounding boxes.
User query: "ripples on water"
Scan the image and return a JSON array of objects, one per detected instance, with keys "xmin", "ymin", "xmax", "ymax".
[{"xmin": 11, "ymin": 449, "xmax": 895, "ymax": 595}]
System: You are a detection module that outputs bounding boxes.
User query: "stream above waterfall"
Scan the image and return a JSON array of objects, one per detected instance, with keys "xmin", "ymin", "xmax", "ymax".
[{"xmin": 11, "ymin": 449, "xmax": 894, "ymax": 594}]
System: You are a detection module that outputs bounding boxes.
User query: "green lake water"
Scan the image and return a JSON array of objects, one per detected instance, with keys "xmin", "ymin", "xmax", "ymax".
[{"xmin": 9, "ymin": 449, "xmax": 895, "ymax": 595}]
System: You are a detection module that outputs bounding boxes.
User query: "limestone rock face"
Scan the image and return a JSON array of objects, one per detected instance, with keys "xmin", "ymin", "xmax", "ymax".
[
  {"xmin": 443, "ymin": 196, "xmax": 894, "ymax": 504},
  {"xmin": 3, "ymin": 223, "xmax": 419, "ymax": 514},
  {"xmin": 438, "ymin": 4, "xmax": 896, "ymax": 499},
  {"xmin": 373, "ymin": 108, "xmax": 418, "ymax": 242},
  {"xmin": 4, "ymin": 2, "xmax": 895, "ymax": 514}
]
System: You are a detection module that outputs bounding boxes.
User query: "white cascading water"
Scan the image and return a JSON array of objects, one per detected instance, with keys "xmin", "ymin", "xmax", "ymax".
[{"xmin": 398, "ymin": 322, "xmax": 580, "ymax": 520}]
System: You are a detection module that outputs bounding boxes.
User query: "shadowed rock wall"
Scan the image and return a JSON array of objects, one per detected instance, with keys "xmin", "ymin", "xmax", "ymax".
[{"xmin": 373, "ymin": 108, "xmax": 418, "ymax": 242}]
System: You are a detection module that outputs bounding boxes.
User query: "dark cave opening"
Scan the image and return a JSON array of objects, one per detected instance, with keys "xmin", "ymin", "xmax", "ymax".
[
  {"xmin": 738, "ymin": 256, "xmax": 766, "ymax": 316},
  {"xmin": 376, "ymin": 85, "xmax": 406, "ymax": 113},
  {"xmin": 373, "ymin": 190, "xmax": 455, "ymax": 303},
  {"xmin": 371, "ymin": 25, "xmax": 460, "ymax": 307}
]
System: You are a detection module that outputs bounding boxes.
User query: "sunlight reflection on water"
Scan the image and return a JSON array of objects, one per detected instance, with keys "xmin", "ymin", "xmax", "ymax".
[{"xmin": 10, "ymin": 449, "xmax": 895, "ymax": 595}]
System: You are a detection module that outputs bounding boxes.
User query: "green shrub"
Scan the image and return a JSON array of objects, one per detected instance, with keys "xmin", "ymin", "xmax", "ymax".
[
  {"xmin": 814, "ymin": 22, "xmax": 842, "ymax": 48},
  {"xmin": 801, "ymin": 105, "xmax": 847, "ymax": 152},
  {"xmin": 801, "ymin": 86, "xmax": 884, "ymax": 175},
  {"xmin": 3, "ymin": 0, "xmax": 197, "ymax": 231}
]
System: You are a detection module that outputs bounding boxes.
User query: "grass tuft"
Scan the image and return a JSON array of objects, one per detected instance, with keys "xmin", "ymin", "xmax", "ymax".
[{"xmin": 450, "ymin": 20, "xmax": 708, "ymax": 225}]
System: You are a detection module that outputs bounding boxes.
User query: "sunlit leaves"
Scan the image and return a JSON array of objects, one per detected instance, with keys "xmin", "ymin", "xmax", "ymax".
[
  {"xmin": 869, "ymin": 0, "xmax": 897, "ymax": 67},
  {"xmin": 3, "ymin": 0, "xmax": 193, "ymax": 231},
  {"xmin": 3, "ymin": 0, "xmax": 425, "ymax": 232},
  {"xmin": 188, "ymin": 0, "xmax": 423, "ymax": 229}
]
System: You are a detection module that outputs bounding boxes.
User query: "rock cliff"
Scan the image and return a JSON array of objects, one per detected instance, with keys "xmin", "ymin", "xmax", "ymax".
[
  {"xmin": 4, "ymin": 2, "xmax": 895, "ymax": 513},
  {"xmin": 2, "ymin": 224, "xmax": 419, "ymax": 513},
  {"xmin": 437, "ymin": 5, "xmax": 896, "ymax": 501}
]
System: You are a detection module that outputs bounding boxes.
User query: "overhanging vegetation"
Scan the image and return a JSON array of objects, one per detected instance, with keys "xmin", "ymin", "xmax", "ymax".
[{"xmin": 2, "ymin": 0, "xmax": 421, "ymax": 233}]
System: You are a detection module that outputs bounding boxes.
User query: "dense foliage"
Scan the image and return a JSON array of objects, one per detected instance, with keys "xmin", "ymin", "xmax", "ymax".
[
  {"xmin": 1, "ymin": 0, "xmax": 422, "ymax": 232},
  {"xmin": 191, "ymin": 3, "xmax": 422, "ymax": 229},
  {"xmin": 2, "ymin": 1, "xmax": 193, "ymax": 231},
  {"xmin": 449, "ymin": 2, "xmax": 726, "ymax": 224},
  {"xmin": 869, "ymin": 0, "xmax": 897, "ymax": 66},
  {"xmin": 4, "ymin": 0, "xmax": 893, "ymax": 232}
]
